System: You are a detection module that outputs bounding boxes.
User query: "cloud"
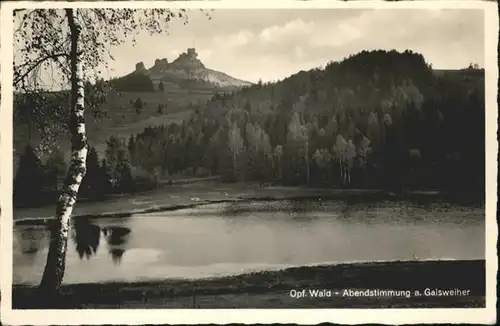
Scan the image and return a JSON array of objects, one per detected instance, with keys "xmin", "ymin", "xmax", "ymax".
[
  {"xmin": 259, "ymin": 19, "xmax": 316, "ymax": 44},
  {"xmin": 214, "ymin": 29, "xmax": 255, "ymax": 48},
  {"xmin": 100, "ymin": 8, "xmax": 484, "ymax": 83},
  {"xmin": 310, "ymin": 22, "xmax": 362, "ymax": 48}
]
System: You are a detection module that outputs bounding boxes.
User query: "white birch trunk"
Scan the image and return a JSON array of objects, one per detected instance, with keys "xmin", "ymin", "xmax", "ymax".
[{"xmin": 39, "ymin": 9, "xmax": 88, "ymax": 295}]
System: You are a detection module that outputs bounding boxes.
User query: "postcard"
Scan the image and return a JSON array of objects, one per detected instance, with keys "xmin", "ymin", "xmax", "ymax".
[{"xmin": 0, "ymin": 0, "xmax": 497, "ymax": 324}]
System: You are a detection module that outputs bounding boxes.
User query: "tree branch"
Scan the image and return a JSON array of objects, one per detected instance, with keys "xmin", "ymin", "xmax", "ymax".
[{"xmin": 14, "ymin": 53, "xmax": 70, "ymax": 86}]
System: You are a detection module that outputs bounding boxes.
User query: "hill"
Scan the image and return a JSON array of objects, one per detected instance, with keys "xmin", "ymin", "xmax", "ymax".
[
  {"xmin": 13, "ymin": 49, "xmax": 485, "ymax": 207},
  {"xmin": 14, "ymin": 47, "xmax": 252, "ymax": 166},
  {"xmin": 122, "ymin": 49, "xmax": 484, "ymax": 194}
]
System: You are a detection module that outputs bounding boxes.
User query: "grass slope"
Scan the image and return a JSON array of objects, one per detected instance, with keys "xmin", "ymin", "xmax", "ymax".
[{"xmin": 14, "ymin": 88, "xmax": 213, "ymax": 164}]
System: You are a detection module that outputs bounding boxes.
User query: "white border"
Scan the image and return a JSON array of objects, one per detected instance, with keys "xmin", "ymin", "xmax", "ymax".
[{"xmin": 1, "ymin": 1, "xmax": 497, "ymax": 325}]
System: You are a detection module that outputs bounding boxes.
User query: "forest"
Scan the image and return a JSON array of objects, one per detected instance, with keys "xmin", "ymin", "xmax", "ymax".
[
  {"xmin": 13, "ymin": 50, "xmax": 485, "ymax": 208},
  {"xmin": 108, "ymin": 72, "xmax": 156, "ymax": 92}
]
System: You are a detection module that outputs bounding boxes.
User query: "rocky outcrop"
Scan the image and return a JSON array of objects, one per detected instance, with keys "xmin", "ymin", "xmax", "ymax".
[
  {"xmin": 152, "ymin": 58, "xmax": 169, "ymax": 71},
  {"xmin": 169, "ymin": 48, "xmax": 205, "ymax": 71},
  {"xmin": 130, "ymin": 48, "xmax": 251, "ymax": 88},
  {"xmin": 135, "ymin": 62, "xmax": 147, "ymax": 73}
]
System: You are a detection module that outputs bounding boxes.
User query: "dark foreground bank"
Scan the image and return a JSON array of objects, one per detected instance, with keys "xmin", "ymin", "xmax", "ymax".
[{"xmin": 13, "ymin": 259, "xmax": 485, "ymax": 309}]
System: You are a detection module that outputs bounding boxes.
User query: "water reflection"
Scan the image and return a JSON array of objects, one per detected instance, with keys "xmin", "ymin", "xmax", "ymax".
[
  {"xmin": 109, "ymin": 248, "xmax": 125, "ymax": 264},
  {"xmin": 72, "ymin": 220, "xmax": 101, "ymax": 259},
  {"xmin": 102, "ymin": 226, "xmax": 131, "ymax": 245},
  {"xmin": 14, "ymin": 199, "xmax": 485, "ymax": 285},
  {"xmin": 71, "ymin": 219, "xmax": 131, "ymax": 264},
  {"xmin": 17, "ymin": 227, "xmax": 49, "ymax": 254},
  {"xmin": 103, "ymin": 226, "xmax": 131, "ymax": 264}
]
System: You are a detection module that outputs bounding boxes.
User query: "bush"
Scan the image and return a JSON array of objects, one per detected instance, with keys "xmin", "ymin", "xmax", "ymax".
[
  {"xmin": 134, "ymin": 98, "xmax": 143, "ymax": 114},
  {"xmin": 14, "ymin": 145, "xmax": 46, "ymax": 207},
  {"xmin": 130, "ymin": 167, "xmax": 159, "ymax": 191}
]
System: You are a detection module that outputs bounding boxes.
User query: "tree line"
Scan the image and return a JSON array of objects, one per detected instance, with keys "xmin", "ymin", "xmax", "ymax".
[
  {"xmin": 109, "ymin": 72, "xmax": 155, "ymax": 92},
  {"xmin": 115, "ymin": 50, "xmax": 485, "ymax": 195},
  {"xmin": 14, "ymin": 144, "xmax": 131, "ymax": 207},
  {"xmin": 14, "ymin": 50, "xmax": 485, "ymax": 209}
]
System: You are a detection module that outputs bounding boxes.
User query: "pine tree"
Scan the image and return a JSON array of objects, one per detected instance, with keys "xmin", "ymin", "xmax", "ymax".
[
  {"xmin": 116, "ymin": 150, "xmax": 134, "ymax": 193},
  {"xmin": 14, "ymin": 145, "xmax": 45, "ymax": 206},
  {"xmin": 127, "ymin": 134, "xmax": 137, "ymax": 166},
  {"xmin": 99, "ymin": 159, "xmax": 113, "ymax": 194},
  {"xmin": 228, "ymin": 121, "xmax": 245, "ymax": 181},
  {"xmin": 286, "ymin": 113, "xmax": 310, "ymax": 183},
  {"xmin": 80, "ymin": 147, "xmax": 102, "ymax": 199},
  {"xmin": 44, "ymin": 148, "xmax": 67, "ymax": 192},
  {"xmin": 105, "ymin": 135, "xmax": 125, "ymax": 181}
]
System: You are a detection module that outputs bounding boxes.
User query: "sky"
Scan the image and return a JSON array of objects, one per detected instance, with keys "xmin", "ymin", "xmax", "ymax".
[
  {"xmin": 101, "ymin": 8, "xmax": 485, "ymax": 83},
  {"xmin": 15, "ymin": 8, "xmax": 486, "ymax": 86}
]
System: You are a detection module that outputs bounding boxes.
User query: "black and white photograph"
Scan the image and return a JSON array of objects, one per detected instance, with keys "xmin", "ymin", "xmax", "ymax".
[{"xmin": 0, "ymin": 0, "xmax": 497, "ymax": 324}]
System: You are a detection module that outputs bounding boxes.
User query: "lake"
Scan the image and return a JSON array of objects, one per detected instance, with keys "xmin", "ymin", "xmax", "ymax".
[{"xmin": 13, "ymin": 199, "xmax": 485, "ymax": 285}]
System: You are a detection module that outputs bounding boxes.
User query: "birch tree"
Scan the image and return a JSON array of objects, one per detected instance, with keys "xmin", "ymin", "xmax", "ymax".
[
  {"xmin": 345, "ymin": 139, "xmax": 357, "ymax": 184},
  {"xmin": 312, "ymin": 148, "xmax": 332, "ymax": 182},
  {"xmin": 245, "ymin": 122, "xmax": 271, "ymax": 180},
  {"xmin": 367, "ymin": 111, "xmax": 380, "ymax": 148},
  {"xmin": 381, "ymin": 112, "xmax": 393, "ymax": 145},
  {"xmin": 287, "ymin": 112, "xmax": 310, "ymax": 183},
  {"xmin": 332, "ymin": 135, "xmax": 357, "ymax": 185},
  {"xmin": 228, "ymin": 121, "xmax": 245, "ymax": 180},
  {"xmin": 333, "ymin": 134, "xmax": 348, "ymax": 184},
  {"xmin": 13, "ymin": 7, "xmax": 197, "ymax": 296},
  {"xmin": 359, "ymin": 136, "xmax": 372, "ymax": 168},
  {"xmin": 273, "ymin": 144, "xmax": 284, "ymax": 181}
]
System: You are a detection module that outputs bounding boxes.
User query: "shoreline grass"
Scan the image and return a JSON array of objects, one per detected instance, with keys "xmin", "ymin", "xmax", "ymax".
[{"xmin": 12, "ymin": 259, "xmax": 485, "ymax": 309}]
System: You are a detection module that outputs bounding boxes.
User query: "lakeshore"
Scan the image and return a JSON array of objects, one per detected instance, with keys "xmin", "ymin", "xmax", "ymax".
[
  {"xmin": 12, "ymin": 259, "xmax": 485, "ymax": 309},
  {"xmin": 14, "ymin": 181, "xmax": 484, "ymax": 224}
]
